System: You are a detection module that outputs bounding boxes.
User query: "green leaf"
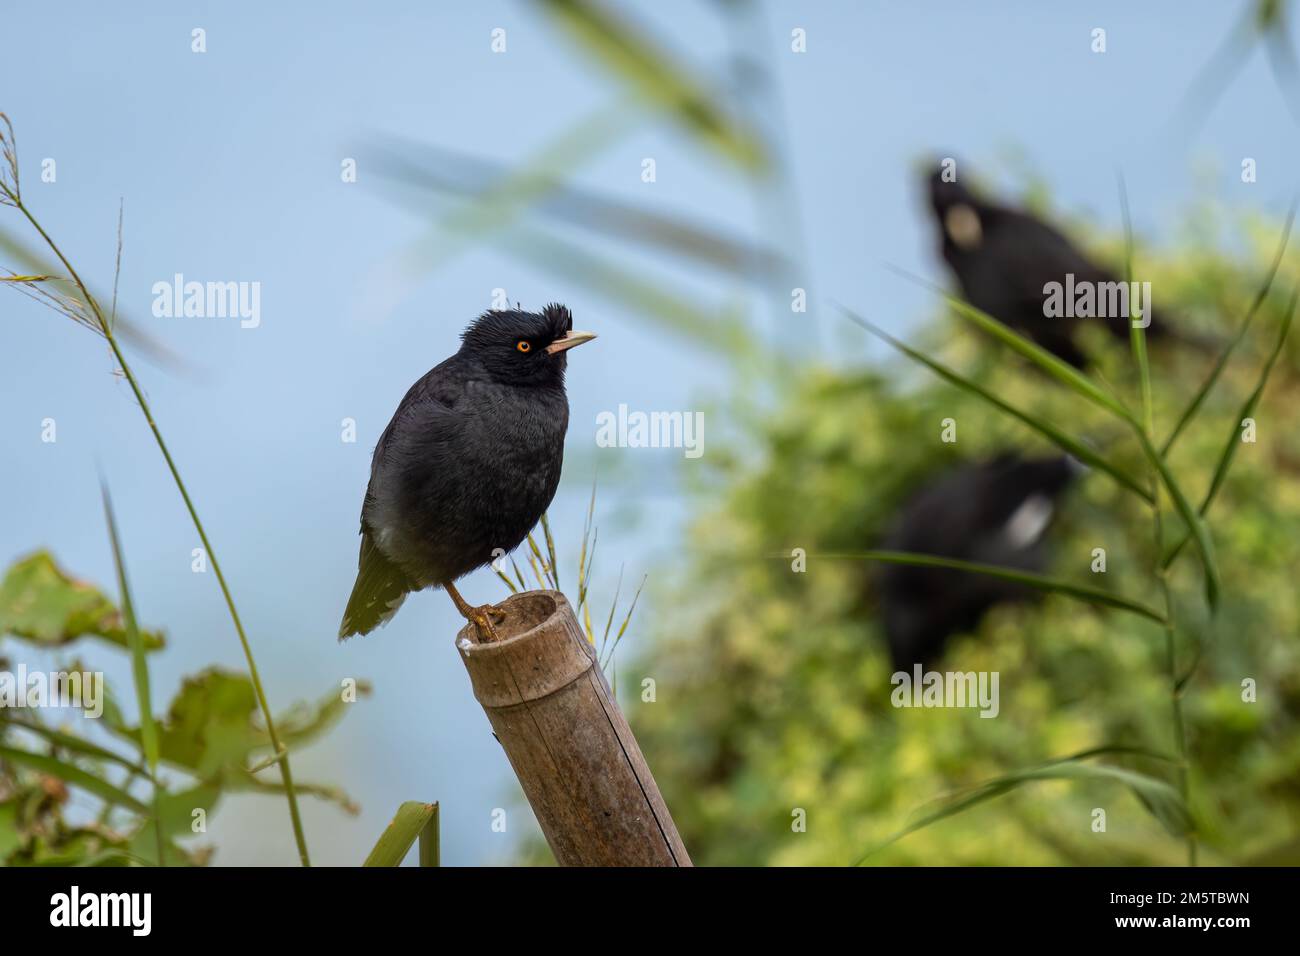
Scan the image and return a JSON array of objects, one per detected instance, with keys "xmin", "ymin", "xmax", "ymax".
[
  {"xmin": 840, "ymin": 306, "xmax": 1153, "ymax": 502},
  {"xmin": 0, "ymin": 551, "xmax": 165, "ymax": 653},
  {"xmin": 812, "ymin": 550, "xmax": 1166, "ymax": 623},
  {"xmin": 143, "ymin": 669, "xmax": 262, "ymax": 778},
  {"xmin": 129, "ymin": 783, "xmax": 222, "ymax": 848},
  {"xmin": 100, "ymin": 485, "xmax": 159, "ymax": 776},
  {"xmin": 363, "ymin": 801, "xmax": 440, "ymax": 867},
  {"xmin": 536, "ymin": 0, "xmax": 769, "ymax": 173},
  {"xmin": 856, "ymin": 752, "xmax": 1192, "ymax": 863},
  {"xmin": 1161, "ymin": 202, "xmax": 1295, "ymax": 455},
  {"xmin": 273, "ymin": 679, "xmax": 373, "ymax": 753},
  {"xmin": 102, "ymin": 667, "xmax": 368, "ymax": 816}
]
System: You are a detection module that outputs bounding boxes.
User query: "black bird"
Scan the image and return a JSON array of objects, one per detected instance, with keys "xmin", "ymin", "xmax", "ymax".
[
  {"xmin": 925, "ymin": 167, "xmax": 1179, "ymax": 368},
  {"xmin": 879, "ymin": 453, "xmax": 1080, "ymax": 668},
  {"xmin": 339, "ymin": 304, "xmax": 595, "ymax": 641}
]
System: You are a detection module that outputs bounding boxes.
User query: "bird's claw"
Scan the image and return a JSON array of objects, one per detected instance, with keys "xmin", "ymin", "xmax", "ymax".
[{"xmin": 471, "ymin": 604, "xmax": 505, "ymax": 643}]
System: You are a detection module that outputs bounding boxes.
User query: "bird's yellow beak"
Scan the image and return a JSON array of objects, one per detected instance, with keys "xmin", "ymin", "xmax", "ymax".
[{"xmin": 545, "ymin": 330, "xmax": 597, "ymax": 354}]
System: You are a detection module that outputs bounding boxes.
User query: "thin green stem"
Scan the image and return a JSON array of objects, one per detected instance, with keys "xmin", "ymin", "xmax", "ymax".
[
  {"xmin": 1120, "ymin": 192, "xmax": 1196, "ymax": 865},
  {"xmin": 8, "ymin": 193, "xmax": 311, "ymax": 866},
  {"xmin": 98, "ymin": 767, "xmax": 140, "ymax": 827},
  {"xmin": 152, "ymin": 786, "xmax": 166, "ymax": 867},
  {"xmin": 1153, "ymin": 505, "xmax": 1196, "ymax": 866}
]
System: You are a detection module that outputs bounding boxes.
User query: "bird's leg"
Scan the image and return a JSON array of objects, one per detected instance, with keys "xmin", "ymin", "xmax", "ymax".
[{"xmin": 445, "ymin": 580, "xmax": 503, "ymax": 642}]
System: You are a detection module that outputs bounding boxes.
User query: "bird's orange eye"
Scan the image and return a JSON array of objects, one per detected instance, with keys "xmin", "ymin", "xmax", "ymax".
[{"xmin": 516, "ymin": 340, "xmax": 531, "ymax": 353}]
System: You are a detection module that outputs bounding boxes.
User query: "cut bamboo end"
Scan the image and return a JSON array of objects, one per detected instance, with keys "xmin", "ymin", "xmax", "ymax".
[{"xmin": 455, "ymin": 590, "xmax": 691, "ymax": 867}]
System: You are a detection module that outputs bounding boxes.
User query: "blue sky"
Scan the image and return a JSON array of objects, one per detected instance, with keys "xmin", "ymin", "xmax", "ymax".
[{"xmin": 2, "ymin": 1, "xmax": 1296, "ymax": 865}]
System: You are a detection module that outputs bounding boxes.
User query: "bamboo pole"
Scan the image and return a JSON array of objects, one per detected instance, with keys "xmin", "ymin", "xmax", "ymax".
[{"xmin": 455, "ymin": 590, "xmax": 691, "ymax": 867}]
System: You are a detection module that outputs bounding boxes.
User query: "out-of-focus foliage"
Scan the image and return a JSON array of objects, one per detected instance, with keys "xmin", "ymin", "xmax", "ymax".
[
  {"xmin": 0, "ymin": 552, "xmax": 165, "ymax": 654},
  {"xmin": 623, "ymin": 204, "xmax": 1300, "ymax": 866},
  {"xmin": 362, "ymin": 801, "xmax": 439, "ymax": 867},
  {"xmin": 0, "ymin": 550, "xmax": 365, "ymax": 866}
]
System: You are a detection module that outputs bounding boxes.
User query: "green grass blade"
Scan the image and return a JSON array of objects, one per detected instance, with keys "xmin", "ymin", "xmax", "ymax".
[
  {"xmin": 509, "ymin": 554, "xmax": 528, "ymax": 592},
  {"xmin": 388, "ymin": 102, "xmax": 639, "ymax": 279},
  {"xmin": 845, "ymin": 298, "xmax": 1217, "ymax": 607},
  {"xmin": 942, "ymin": 291, "xmax": 1135, "ymax": 420},
  {"xmin": 373, "ymin": 140, "xmax": 788, "ymax": 280},
  {"xmin": 600, "ymin": 565, "xmax": 625, "ymax": 660},
  {"xmin": 577, "ymin": 477, "xmax": 597, "ymax": 612},
  {"xmin": 100, "ymin": 484, "xmax": 159, "ymax": 776},
  {"xmin": 100, "ymin": 482, "xmax": 165, "ymax": 864},
  {"xmin": 5, "ymin": 126, "xmax": 311, "ymax": 864},
  {"xmin": 1161, "ymin": 201, "xmax": 1296, "ymax": 455},
  {"xmin": 0, "ymin": 744, "xmax": 149, "ymax": 814},
  {"xmin": 526, "ymin": 533, "xmax": 556, "ymax": 590},
  {"xmin": 495, "ymin": 222, "xmax": 753, "ymax": 355},
  {"xmin": 811, "ymin": 550, "xmax": 1165, "ymax": 623},
  {"xmin": 1118, "ymin": 174, "xmax": 1156, "ymax": 435},
  {"xmin": 1133, "ymin": 429, "xmax": 1220, "ymax": 609},
  {"xmin": 855, "ymin": 752, "xmax": 1192, "ymax": 863},
  {"xmin": 1163, "ymin": 286, "xmax": 1299, "ymax": 569},
  {"xmin": 419, "ymin": 803, "xmax": 440, "ymax": 867},
  {"xmin": 601, "ymin": 573, "xmax": 647, "ymax": 669},
  {"xmin": 541, "ymin": 512, "xmax": 560, "ymax": 593},
  {"xmin": 363, "ymin": 801, "xmax": 439, "ymax": 867},
  {"xmin": 841, "ymin": 306, "xmax": 1153, "ymax": 502},
  {"xmin": 536, "ymin": 0, "xmax": 769, "ymax": 173},
  {"xmin": 1, "ymin": 715, "xmax": 144, "ymax": 774},
  {"xmin": 889, "ymin": 268, "xmax": 1136, "ymax": 421}
]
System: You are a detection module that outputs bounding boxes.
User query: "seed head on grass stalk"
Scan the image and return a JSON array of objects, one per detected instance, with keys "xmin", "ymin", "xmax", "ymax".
[
  {"xmin": 0, "ymin": 112, "xmax": 312, "ymax": 865},
  {"xmin": 497, "ymin": 479, "xmax": 647, "ymax": 674}
]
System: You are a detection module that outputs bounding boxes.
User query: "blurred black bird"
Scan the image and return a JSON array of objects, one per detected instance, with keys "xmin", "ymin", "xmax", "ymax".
[
  {"xmin": 339, "ymin": 304, "xmax": 595, "ymax": 641},
  {"xmin": 925, "ymin": 168, "xmax": 1188, "ymax": 368},
  {"xmin": 879, "ymin": 453, "xmax": 1080, "ymax": 668}
]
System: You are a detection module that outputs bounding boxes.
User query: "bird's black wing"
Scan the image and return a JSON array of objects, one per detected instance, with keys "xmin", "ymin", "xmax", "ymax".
[
  {"xmin": 995, "ymin": 210, "xmax": 1164, "ymax": 343},
  {"xmin": 338, "ymin": 359, "xmax": 468, "ymax": 640},
  {"xmin": 984, "ymin": 211, "xmax": 1105, "ymax": 309}
]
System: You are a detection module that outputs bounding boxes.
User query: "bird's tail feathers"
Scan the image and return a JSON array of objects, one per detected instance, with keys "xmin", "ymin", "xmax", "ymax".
[{"xmin": 339, "ymin": 533, "xmax": 415, "ymax": 640}]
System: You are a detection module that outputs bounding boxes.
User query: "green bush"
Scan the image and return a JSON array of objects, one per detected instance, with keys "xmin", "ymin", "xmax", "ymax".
[{"xmin": 626, "ymin": 205, "xmax": 1300, "ymax": 866}]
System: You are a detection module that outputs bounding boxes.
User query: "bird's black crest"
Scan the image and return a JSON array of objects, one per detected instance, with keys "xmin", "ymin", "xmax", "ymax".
[
  {"xmin": 461, "ymin": 303, "xmax": 573, "ymax": 346},
  {"xmin": 541, "ymin": 302, "xmax": 574, "ymax": 337}
]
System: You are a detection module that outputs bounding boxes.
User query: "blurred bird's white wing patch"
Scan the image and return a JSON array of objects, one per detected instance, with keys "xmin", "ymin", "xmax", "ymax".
[{"xmin": 1002, "ymin": 493, "xmax": 1055, "ymax": 549}]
